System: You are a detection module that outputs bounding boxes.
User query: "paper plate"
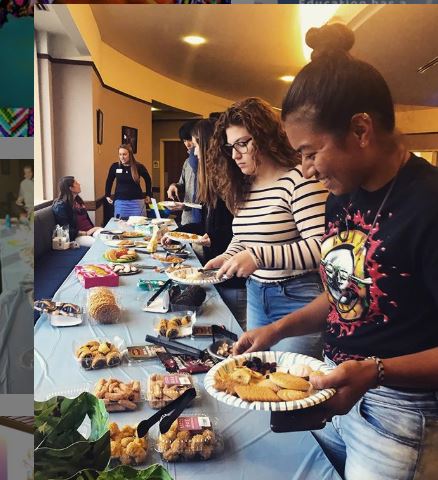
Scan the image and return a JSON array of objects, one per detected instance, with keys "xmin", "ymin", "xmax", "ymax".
[
  {"xmin": 103, "ymin": 239, "xmax": 136, "ymax": 248},
  {"xmin": 166, "ymin": 267, "xmax": 227, "ymax": 285},
  {"xmin": 165, "ymin": 232, "xmax": 204, "ymax": 244},
  {"xmin": 204, "ymin": 351, "xmax": 336, "ymax": 412}
]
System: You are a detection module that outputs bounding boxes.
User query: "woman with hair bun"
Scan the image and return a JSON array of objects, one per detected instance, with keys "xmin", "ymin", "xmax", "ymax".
[
  {"xmin": 234, "ymin": 24, "xmax": 438, "ymax": 478},
  {"xmin": 206, "ymin": 97, "xmax": 328, "ymax": 355}
]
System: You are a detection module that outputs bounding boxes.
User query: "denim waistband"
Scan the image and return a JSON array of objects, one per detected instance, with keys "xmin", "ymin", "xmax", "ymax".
[{"xmin": 248, "ymin": 270, "xmax": 319, "ymax": 285}]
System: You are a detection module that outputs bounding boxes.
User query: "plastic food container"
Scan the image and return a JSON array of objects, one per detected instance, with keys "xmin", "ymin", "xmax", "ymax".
[
  {"xmin": 73, "ymin": 337, "xmax": 125, "ymax": 370},
  {"xmin": 94, "ymin": 378, "xmax": 144, "ymax": 412},
  {"xmin": 109, "ymin": 422, "xmax": 149, "ymax": 466},
  {"xmin": 153, "ymin": 311, "xmax": 196, "ymax": 339},
  {"xmin": 155, "ymin": 414, "xmax": 223, "ymax": 462},
  {"xmin": 146, "ymin": 373, "xmax": 198, "ymax": 409},
  {"xmin": 126, "ymin": 344, "xmax": 166, "ymax": 362},
  {"xmin": 86, "ymin": 287, "xmax": 122, "ymax": 325}
]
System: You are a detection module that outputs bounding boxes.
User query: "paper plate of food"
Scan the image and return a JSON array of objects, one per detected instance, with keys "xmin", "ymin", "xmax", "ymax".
[
  {"xmin": 104, "ymin": 248, "xmax": 138, "ymax": 263},
  {"xmin": 165, "ymin": 232, "xmax": 204, "ymax": 244},
  {"xmin": 151, "ymin": 253, "xmax": 186, "ymax": 265},
  {"xmin": 166, "ymin": 267, "xmax": 227, "ymax": 285},
  {"xmin": 120, "ymin": 231, "xmax": 145, "ymax": 239},
  {"xmin": 204, "ymin": 351, "xmax": 336, "ymax": 411},
  {"xmin": 107, "ymin": 263, "xmax": 142, "ymax": 276},
  {"xmin": 103, "ymin": 239, "xmax": 136, "ymax": 248},
  {"xmin": 126, "ymin": 216, "xmax": 150, "ymax": 226}
]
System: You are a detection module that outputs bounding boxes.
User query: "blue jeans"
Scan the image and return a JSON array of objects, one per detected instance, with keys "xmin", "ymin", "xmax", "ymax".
[
  {"xmin": 312, "ymin": 359, "xmax": 438, "ymax": 479},
  {"xmin": 114, "ymin": 199, "xmax": 145, "ymax": 218},
  {"xmin": 246, "ymin": 272, "xmax": 323, "ymax": 358}
]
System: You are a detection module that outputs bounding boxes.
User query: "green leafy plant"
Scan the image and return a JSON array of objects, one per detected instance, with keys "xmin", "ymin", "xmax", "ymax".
[{"xmin": 34, "ymin": 393, "xmax": 173, "ymax": 480}]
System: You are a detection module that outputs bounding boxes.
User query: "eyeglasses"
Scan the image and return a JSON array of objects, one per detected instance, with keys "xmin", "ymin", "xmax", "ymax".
[{"xmin": 222, "ymin": 137, "xmax": 253, "ymax": 156}]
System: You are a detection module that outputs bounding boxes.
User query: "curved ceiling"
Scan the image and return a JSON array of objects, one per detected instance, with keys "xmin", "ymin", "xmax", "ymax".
[{"xmin": 91, "ymin": 4, "xmax": 438, "ymax": 107}]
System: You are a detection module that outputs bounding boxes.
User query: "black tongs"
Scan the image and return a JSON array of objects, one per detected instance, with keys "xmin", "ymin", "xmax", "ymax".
[
  {"xmin": 212, "ymin": 324, "xmax": 238, "ymax": 343},
  {"xmin": 137, "ymin": 387, "xmax": 196, "ymax": 438},
  {"xmin": 145, "ymin": 334, "xmax": 205, "ymax": 359}
]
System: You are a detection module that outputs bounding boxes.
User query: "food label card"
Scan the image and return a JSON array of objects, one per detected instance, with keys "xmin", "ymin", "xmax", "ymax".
[
  {"xmin": 178, "ymin": 416, "xmax": 211, "ymax": 431},
  {"xmin": 164, "ymin": 375, "xmax": 191, "ymax": 386}
]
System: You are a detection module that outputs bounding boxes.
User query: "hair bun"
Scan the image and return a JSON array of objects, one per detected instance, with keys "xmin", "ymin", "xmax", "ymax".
[{"xmin": 306, "ymin": 23, "xmax": 354, "ymax": 60}]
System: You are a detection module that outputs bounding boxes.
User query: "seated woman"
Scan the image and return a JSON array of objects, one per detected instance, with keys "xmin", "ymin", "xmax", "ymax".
[{"xmin": 52, "ymin": 176, "xmax": 101, "ymax": 247}]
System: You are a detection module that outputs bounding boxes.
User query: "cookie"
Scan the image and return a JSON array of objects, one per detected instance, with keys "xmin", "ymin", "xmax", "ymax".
[
  {"xmin": 269, "ymin": 372, "xmax": 310, "ymax": 391},
  {"xmin": 234, "ymin": 385, "xmax": 280, "ymax": 402},
  {"xmin": 288, "ymin": 364, "xmax": 313, "ymax": 378},
  {"xmin": 256, "ymin": 378, "xmax": 281, "ymax": 393},
  {"xmin": 277, "ymin": 389, "xmax": 310, "ymax": 401}
]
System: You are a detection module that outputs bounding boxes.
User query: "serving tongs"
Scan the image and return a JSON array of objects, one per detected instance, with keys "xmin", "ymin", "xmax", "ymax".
[
  {"xmin": 212, "ymin": 324, "xmax": 238, "ymax": 343},
  {"xmin": 137, "ymin": 387, "xmax": 196, "ymax": 438},
  {"xmin": 145, "ymin": 334, "xmax": 205, "ymax": 359}
]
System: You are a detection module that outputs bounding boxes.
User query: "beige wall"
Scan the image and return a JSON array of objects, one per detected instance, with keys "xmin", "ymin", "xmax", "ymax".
[
  {"xmin": 51, "ymin": 63, "xmax": 95, "ymax": 204},
  {"xmin": 92, "ymin": 69, "xmax": 152, "ymax": 224},
  {"xmin": 395, "ymin": 105, "xmax": 438, "ymax": 134}
]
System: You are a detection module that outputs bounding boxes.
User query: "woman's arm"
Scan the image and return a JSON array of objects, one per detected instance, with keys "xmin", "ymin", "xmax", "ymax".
[
  {"xmin": 234, "ymin": 292, "xmax": 329, "ymax": 354},
  {"xmin": 105, "ymin": 164, "xmax": 116, "ymax": 199},
  {"xmin": 139, "ymin": 164, "xmax": 153, "ymax": 198},
  {"xmin": 248, "ymin": 177, "xmax": 328, "ymax": 270}
]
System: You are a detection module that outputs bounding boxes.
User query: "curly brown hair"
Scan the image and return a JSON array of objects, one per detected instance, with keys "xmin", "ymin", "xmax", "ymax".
[{"xmin": 208, "ymin": 97, "xmax": 297, "ymax": 213}]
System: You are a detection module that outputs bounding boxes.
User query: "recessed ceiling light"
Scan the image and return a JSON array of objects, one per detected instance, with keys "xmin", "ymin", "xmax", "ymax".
[
  {"xmin": 151, "ymin": 107, "xmax": 160, "ymax": 112},
  {"xmin": 279, "ymin": 75, "xmax": 295, "ymax": 83},
  {"xmin": 183, "ymin": 35, "xmax": 206, "ymax": 46}
]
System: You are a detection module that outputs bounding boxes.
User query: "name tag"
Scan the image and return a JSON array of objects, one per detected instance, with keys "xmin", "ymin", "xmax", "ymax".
[{"xmin": 116, "ymin": 168, "xmax": 123, "ymax": 173}]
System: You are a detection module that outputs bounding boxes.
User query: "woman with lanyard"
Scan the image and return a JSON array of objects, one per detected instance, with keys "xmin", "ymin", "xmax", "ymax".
[
  {"xmin": 234, "ymin": 24, "xmax": 438, "ymax": 479},
  {"xmin": 105, "ymin": 144, "xmax": 152, "ymax": 219},
  {"xmin": 205, "ymin": 97, "xmax": 328, "ymax": 355}
]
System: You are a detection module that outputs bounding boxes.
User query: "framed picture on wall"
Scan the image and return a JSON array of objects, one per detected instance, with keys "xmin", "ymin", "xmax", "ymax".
[
  {"xmin": 121, "ymin": 126, "xmax": 138, "ymax": 154},
  {"xmin": 96, "ymin": 109, "xmax": 104, "ymax": 145}
]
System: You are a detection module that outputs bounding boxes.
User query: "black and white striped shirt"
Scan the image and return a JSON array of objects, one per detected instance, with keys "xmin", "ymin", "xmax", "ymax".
[{"xmin": 222, "ymin": 166, "xmax": 328, "ymax": 282}]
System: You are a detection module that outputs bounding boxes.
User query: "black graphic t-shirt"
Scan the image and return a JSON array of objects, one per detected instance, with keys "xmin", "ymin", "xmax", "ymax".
[{"xmin": 321, "ymin": 155, "xmax": 438, "ymax": 364}]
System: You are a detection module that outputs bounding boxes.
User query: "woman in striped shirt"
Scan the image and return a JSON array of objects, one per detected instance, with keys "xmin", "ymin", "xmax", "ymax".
[{"xmin": 205, "ymin": 97, "xmax": 328, "ymax": 357}]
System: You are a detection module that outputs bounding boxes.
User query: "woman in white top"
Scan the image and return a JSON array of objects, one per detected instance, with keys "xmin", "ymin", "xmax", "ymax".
[
  {"xmin": 206, "ymin": 97, "xmax": 328, "ymax": 357},
  {"xmin": 16, "ymin": 165, "xmax": 33, "ymax": 213}
]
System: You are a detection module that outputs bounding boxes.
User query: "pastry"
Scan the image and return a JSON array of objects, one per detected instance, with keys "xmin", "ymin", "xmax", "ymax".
[
  {"xmin": 110, "ymin": 422, "xmax": 148, "ymax": 465},
  {"xmin": 91, "ymin": 354, "xmax": 107, "ymax": 369},
  {"xmin": 269, "ymin": 372, "xmax": 310, "ymax": 391},
  {"xmin": 157, "ymin": 417, "xmax": 219, "ymax": 462},
  {"xmin": 76, "ymin": 340, "xmax": 122, "ymax": 370},
  {"xmin": 277, "ymin": 389, "xmax": 310, "ymax": 401},
  {"xmin": 87, "ymin": 287, "xmax": 121, "ymax": 324},
  {"xmin": 147, "ymin": 373, "xmax": 193, "ymax": 409},
  {"xmin": 234, "ymin": 385, "xmax": 280, "ymax": 402},
  {"xmin": 106, "ymin": 351, "xmax": 121, "ymax": 367}
]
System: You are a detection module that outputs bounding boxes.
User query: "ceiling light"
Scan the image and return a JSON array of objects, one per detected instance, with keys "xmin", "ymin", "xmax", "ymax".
[
  {"xmin": 299, "ymin": 5, "xmax": 340, "ymax": 62},
  {"xmin": 279, "ymin": 75, "xmax": 295, "ymax": 83},
  {"xmin": 183, "ymin": 35, "xmax": 206, "ymax": 46},
  {"xmin": 151, "ymin": 107, "xmax": 160, "ymax": 112}
]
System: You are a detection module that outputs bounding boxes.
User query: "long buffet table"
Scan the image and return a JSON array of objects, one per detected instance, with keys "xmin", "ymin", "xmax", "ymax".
[{"xmin": 34, "ymin": 219, "xmax": 341, "ymax": 480}]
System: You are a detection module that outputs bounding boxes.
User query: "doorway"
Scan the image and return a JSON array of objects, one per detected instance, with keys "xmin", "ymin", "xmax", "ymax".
[{"xmin": 160, "ymin": 139, "xmax": 188, "ymax": 201}]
